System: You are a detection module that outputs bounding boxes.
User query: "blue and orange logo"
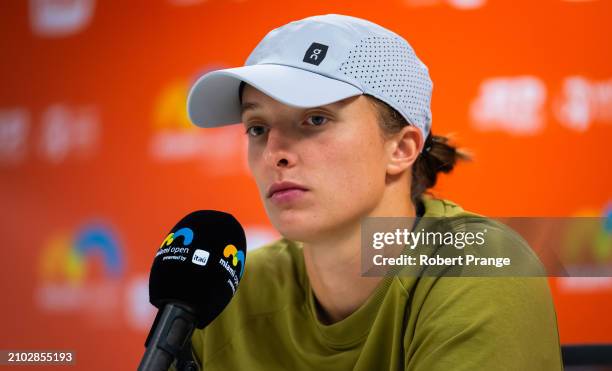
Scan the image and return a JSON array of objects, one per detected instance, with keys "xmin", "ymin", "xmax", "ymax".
[
  {"xmin": 160, "ymin": 227, "xmax": 194, "ymax": 248},
  {"xmin": 223, "ymin": 244, "xmax": 245, "ymax": 279},
  {"xmin": 40, "ymin": 223, "xmax": 124, "ymax": 284},
  {"xmin": 562, "ymin": 202, "xmax": 612, "ymax": 264}
]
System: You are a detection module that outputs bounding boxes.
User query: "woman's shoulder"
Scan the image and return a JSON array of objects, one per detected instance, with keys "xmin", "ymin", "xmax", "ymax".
[
  {"xmin": 398, "ymin": 196, "xmax": 547, "ymax": 285},
  {"xmin": 421, "ymin": 195, "xmax": 467, "ymax": 217},
  {"xmin": 400, "ymin": 199, "xmax": 562, "ymax": 368}
]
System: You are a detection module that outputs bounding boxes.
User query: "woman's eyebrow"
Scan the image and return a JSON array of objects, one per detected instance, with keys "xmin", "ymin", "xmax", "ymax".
[{"xmin": 241, "ymin": 101, "xmax": 260, "ymax": 115}]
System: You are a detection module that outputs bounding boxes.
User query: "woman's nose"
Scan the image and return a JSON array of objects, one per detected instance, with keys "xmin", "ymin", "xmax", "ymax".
[{"xmin": 263, "ymin": 129, "xmax": 296, "ymax": 169}]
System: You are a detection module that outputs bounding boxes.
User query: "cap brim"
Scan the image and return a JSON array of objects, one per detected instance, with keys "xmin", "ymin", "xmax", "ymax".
[{"xmin": 187, "ymin": 64, "xmax": 363, "ymax": 128}]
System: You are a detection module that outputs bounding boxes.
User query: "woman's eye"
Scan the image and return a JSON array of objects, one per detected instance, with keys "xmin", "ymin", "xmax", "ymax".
[
  {"xmin": 245, "ymin": 125, "xmax": 267, "ymax": 137},
  {"xmin": 306, "ymin": 115, "xmax": 328, "ymax": 127}
]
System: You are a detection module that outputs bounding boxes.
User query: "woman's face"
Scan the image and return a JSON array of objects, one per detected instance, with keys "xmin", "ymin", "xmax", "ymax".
[{"xmin": 241, "ymin": 84, "xmax": 393, "ymax": 244}]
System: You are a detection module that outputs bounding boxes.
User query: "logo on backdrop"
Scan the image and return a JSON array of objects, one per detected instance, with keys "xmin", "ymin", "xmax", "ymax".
[
  {"xmin": 39, "ymin": 104, "xmax": 100, "ymax": 164},
  {"xmin": 558, "ymin": 200, "xmax": 612, "ymax": 293},
  {"xmin": 403, "ymin": 0, "xmax": 486, "ymax": 9},
  {"xmin": 36, "ymin": 221, "xmax": 124, "ymax": 322},
  {"xmin": 0, "ymin": 105, "xmax": 100, "ymax": 166},
  {"xmin": 554, "ymin": 77, "xmax": 612, "ymax": 132},
  {"xmin": 470, "ymin": 76, "xmax": 547, "ymax": 135},
  {"xmin": 562, "ymin": 201, "xmax": 612, "ymax": 265},
  {"xmin": 167, "ymin": 0, "xmax": 207, "ymax": 5},
  {"xmin": 29, "ymin": 0, "xmax": 96, "ymax": 37},
  {"xmin": 470, "ymin": 76, "xmax": 612, "ymax": 135},
  {"xmin": 149, "ymin": 76, "xmax": 249, "ymax": 175},
  {"xmin": 0, "ymin": 108, "xmax": 29, "ymax": 166}
]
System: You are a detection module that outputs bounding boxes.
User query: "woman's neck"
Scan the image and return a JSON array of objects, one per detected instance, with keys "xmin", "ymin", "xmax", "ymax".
[{"xmin": 302, "ymin": 194, "xmax": 418, "ymax": 324}]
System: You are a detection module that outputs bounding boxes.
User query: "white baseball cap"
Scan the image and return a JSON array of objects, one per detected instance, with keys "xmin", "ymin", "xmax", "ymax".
[{"xmin": 187, "ymin": 14, "xmax": 433, "ymax": 139}]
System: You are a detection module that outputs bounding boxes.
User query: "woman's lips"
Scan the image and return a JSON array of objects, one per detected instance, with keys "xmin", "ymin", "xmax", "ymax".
[
  {"xmin": 266, "ymin": 181, "xmax": 309, "ymax": 203},
  {"xmin": 269, "ymin": 188, "xmax": 307, "ymax": 204}
]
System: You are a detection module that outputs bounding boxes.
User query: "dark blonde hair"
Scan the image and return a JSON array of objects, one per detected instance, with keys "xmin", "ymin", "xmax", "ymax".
[{"xmin": 366, "ymin": 95, "xmax": 470, "ymax": 207}]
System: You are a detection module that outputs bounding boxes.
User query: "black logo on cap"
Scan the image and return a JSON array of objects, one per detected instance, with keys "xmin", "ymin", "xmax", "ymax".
[{"xmin": 303, "ymin": 42, "xmax": 328, "ymax": 66}]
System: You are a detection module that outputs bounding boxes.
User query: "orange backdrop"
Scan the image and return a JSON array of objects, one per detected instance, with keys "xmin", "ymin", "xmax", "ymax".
[{"xmin": 0, "ymin": 0, "xmax": 610, "ymax": 370}]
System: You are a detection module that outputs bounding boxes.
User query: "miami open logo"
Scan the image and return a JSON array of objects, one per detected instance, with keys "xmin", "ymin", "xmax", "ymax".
[
  {"xmin": 37, "ymin": 222, "xmax": 124, "ymax": 318},
  {"xmin": 223, "ymin": 244, "xmax": 245, "ymax": 279},
  {"xmin": 160, "ymin": 227, "xmax": 194, "ymax": 248},
  {"xmin": 156, "ymin": 227, "xmax": 195, "ymax": 263}
]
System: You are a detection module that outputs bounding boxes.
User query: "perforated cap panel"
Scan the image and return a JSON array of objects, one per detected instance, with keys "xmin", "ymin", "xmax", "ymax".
[{"xmin": 338, "ymin": 35, "xmax": 432, "ymax": 135}]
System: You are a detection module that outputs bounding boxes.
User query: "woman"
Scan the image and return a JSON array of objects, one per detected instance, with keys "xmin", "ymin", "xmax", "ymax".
[{"xmin": 180, "ymin": 14, "xmax": 563, "ymax": 370}]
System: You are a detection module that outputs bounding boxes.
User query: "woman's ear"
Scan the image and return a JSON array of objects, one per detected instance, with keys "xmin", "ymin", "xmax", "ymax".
[{"xmin": 385, "ymin": 125, "xmax": 423, "ymax": 176}]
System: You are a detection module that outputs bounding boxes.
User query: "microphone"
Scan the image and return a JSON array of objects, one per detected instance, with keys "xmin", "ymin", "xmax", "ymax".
[{"xmin": 138, "ymin": 210, "xmax": 247, "ymax": 371}]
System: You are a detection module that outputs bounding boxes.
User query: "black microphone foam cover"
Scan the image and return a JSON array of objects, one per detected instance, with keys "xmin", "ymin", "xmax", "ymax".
[{"xmin": 149, "ymin": 210, "xmax": 247, "ymax": 328}]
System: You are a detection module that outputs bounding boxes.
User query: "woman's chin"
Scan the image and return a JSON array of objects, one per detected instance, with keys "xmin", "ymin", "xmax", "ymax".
[{"xmin": 270, "ymin": 212, "xmax": 320, "ymax": 242}]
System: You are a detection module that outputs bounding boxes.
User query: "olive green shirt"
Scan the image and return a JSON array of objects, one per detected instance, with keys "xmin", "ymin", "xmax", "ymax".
[{"xmin": 181, "ymin": 197, "xmax": 563, "ymax": 370}]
